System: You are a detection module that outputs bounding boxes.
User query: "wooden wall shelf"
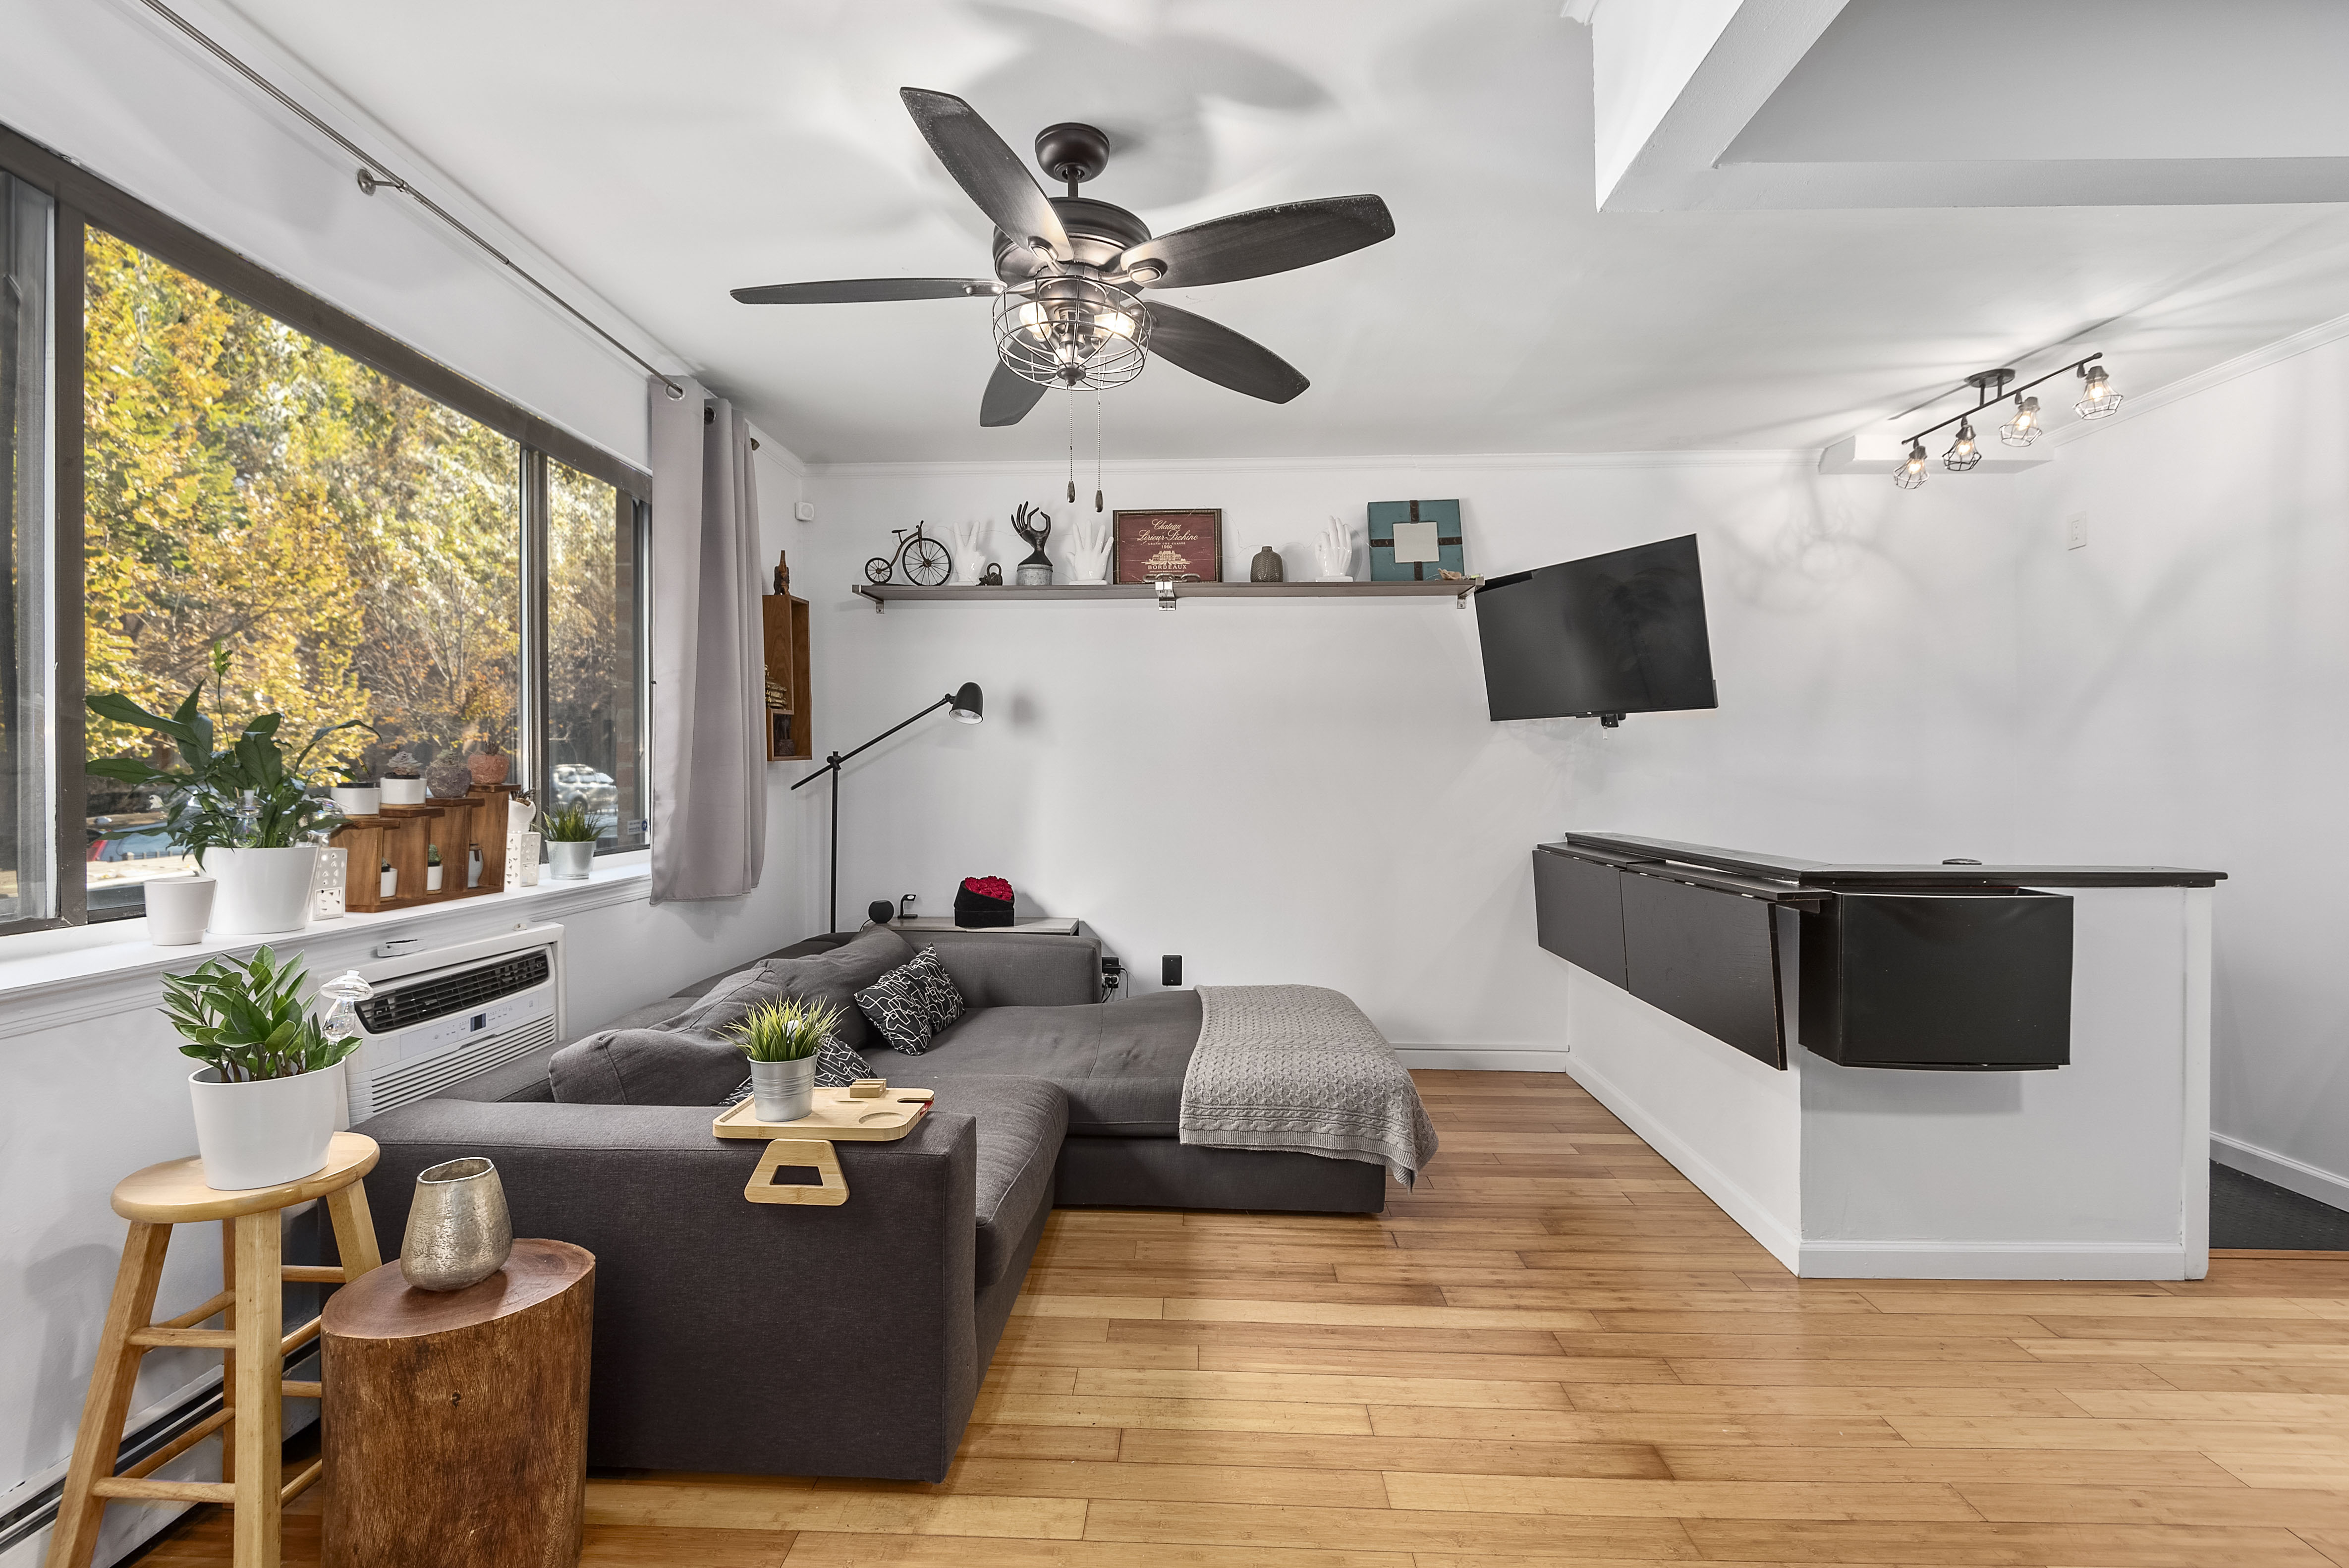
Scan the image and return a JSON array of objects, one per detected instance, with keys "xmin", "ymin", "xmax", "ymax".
[
  {"xmin": 854, "ymin": 579, "xmax": 1480, "ymax": 611},
  {"xmin": 762, "ymin": 593, "xmax": 811, "ymax": 761}
]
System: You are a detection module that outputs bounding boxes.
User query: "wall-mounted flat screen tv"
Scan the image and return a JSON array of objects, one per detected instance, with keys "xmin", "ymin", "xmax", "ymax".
[{"xmin": 1473, "ymin": 534, "xmax": 1717, "ymax": 723}]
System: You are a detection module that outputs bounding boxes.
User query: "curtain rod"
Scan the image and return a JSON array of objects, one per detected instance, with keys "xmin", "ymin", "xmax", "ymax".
[{"xmin": 132, "ymin": 0, "xmax": 687, "ymax": 400}]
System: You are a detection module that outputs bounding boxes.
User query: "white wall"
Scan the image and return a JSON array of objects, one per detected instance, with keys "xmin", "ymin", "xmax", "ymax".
[
  {"xmin": 2011, "ymin": 328, "xmax": 2349, "ymax": 1207},
  {"xmin": 787, "ymin": 452, "xmax": 2028, "ymax": 1049}
]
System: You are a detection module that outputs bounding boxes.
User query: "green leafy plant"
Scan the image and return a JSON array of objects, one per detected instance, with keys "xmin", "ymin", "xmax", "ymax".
[
  {"xmin": 732, "ymin": 996, "xmax": 844, "ymax": 1063},
  {"xmin": 86, "ymin": 685, "xmax": 371, "ymax": 866},
  {"xmin": 541, "ymin": 802, "xmax": 603, "ymax": 842},
  {"xmin": 160, "ymin": 946, "xmax": 359, "ymax": 1083}
]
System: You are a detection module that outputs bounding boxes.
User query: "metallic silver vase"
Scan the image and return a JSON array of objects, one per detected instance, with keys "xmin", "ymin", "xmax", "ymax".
[{"xmin": 399, "ymin": 1156, "xmax": 513, "ymax": 1291}]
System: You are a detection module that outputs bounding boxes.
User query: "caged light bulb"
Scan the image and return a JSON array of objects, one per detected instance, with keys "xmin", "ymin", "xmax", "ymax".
[
  {"xmin": 2074, "ymin": 363, "xmax": 2121, "ymax": 419},
  {"xmin": 1894, "ymin": 439, "xmax": 1928, "ymax": 490},
  {"xmin": 1999, "ymin": 394, "xmax": 2041, "ymax": 447},
  {"xmin": 1943, "ymin": 418, "xmax": 1982, "ymax": 472}
]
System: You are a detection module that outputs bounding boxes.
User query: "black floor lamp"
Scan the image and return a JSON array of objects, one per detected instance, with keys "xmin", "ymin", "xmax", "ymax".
[{"xmin": 791, "ymin": 681, "xmax": 983, "ymax": 933}]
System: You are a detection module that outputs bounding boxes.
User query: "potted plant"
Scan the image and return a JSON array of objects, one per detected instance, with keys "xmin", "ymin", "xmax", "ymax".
[
  {"xmin": 330, "ymin": 758, "xmax": 381, "ymax": 818},
  {"xmin": 467, "ymin": 732, "xmax": 511, "ymax": 787},
  {"xmin": 733, "ymin": 996, "xmax": 843, "ymax": 1122},
  {"xmin": 87, "ymin": 686, "xmax": 367, "ymax": 936},
  {"xmin": 425, "ymin": 843, "xmax": 444, "ymax": 893},
  {"xmin": 541, "ymin": 802, "xmax": 601, "ymax": 880},
  {"xmin": 381, "ymin": 750, "xmax": 427, "ymax": 806},
  {"xmin": 425, "ymin": 749, "xmax": 471, "ymax": 800},
  {"xmin": 162, "ymin": 946, "xmax": 363, "ymax": 1190}
]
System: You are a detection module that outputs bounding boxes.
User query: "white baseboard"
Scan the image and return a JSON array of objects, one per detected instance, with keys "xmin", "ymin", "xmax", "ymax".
[
  {"xmin": 1556, "ymin": 1054, "xmax": 1802, "ymax": 1274},
  {"xmin": 2212, "ymin": 1130, "xmax": 2349, "ymax": 1214},
  {"xmin": 1395, "ymin": 1047, "xmax": 1570, "ymax": 1071},
  {"xmin": 1797, "ymin": 1239, "xmax": 2187, "ymax": 1281}
]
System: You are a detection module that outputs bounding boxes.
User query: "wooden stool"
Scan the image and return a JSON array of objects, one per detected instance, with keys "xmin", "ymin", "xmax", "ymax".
[
  {"xmin": 46, "ymin": 1133, "xmax": 382, "ymax": 1568},
  {"xmin": 322, "ymin": 1239, "xmax": 594, "ymax": 1568}
]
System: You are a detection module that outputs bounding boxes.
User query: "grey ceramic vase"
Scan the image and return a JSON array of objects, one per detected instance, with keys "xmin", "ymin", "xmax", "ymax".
[
  {"xmin": 400, "ymin": 1156, "xmax": 513, "ymax": 1291},
  {"xmin": 1250, "ymin": 546, "xmax": 1285, "ymax": 582}
]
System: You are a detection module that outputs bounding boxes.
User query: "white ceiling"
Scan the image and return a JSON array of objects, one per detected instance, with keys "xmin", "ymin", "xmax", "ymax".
[{"xmin": 219, "ymin": 0, "xmax": 2349, "ymax": 463}]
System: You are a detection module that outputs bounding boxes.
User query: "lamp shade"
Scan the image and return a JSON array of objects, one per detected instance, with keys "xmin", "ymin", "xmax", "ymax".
[{"xmin": 950, "ymin": 682, "xmax": 984, "ymax": 724}]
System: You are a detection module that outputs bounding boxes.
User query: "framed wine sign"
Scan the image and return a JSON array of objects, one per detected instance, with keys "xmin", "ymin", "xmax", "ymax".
[{"xmin": 1114, "ymin": 509, "xmax": 1223, "ymax": 583}]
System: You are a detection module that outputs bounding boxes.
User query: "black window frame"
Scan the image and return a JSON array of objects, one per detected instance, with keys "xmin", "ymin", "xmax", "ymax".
[{"xmin": 0, "ymin": 121, "xmax": 653, "ymax": 937}]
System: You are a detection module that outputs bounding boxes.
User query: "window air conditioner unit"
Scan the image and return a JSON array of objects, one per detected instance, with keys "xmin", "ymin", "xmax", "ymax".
[{"xmin": 339, "ymin": 925, "xmax": 566, "ymax": 1123}]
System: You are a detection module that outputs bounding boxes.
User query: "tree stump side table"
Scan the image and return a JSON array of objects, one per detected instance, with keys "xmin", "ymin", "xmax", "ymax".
[{"xmin": 320, "ymin": 1239, "xmax": 593, "ymax": 1568}]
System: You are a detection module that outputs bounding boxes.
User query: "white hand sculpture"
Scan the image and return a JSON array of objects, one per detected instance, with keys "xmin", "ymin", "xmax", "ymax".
[
  {"xmin": 951, "ymin": 519, "xmax": 987, "ymax": 584},
  {"xmin": 1064, "ymin": 517, "xmax": 1113, "ymax": 584},
  {"xmin": 1317, "ymin": 516, "xmax": 1354, "ymax": 581}
]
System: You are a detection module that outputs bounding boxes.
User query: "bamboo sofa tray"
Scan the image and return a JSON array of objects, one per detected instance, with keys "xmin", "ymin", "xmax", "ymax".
[{"xmin": 711, "ymin": 1084, "xmax": 934, "ymax": 1207}]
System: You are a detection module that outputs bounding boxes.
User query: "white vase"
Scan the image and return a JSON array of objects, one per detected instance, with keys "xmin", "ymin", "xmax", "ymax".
[
  {"xmin": 380, "ymin": 778, "xmax": 427, "ymax": 806},
  {"xmin": 188, "ymin": 1063, "xmax": 339, "ymax": 1191},
  {"xmin": 331, "ymin": 784, "xmax": 381, "ymax": 816},
  {"xmin": 145, "ymin": 876, "xmax": 216, "ymax": 946},
  {"xmin": 547, "ymin": 840, "xmax": 594, "ymax": 881},
  {"xmin": 206, "ymin": 846, "xmax": 319, "ymax": 936},
  {"xmin": 749, "ymin": 1057, "xmax": 817, "ymax": 1123}
]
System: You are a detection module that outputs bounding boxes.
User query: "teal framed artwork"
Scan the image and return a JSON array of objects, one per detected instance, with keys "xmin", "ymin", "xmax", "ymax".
[{"xmin": 1367, "ymin": 499, "xmax": 1464, "ymax": 581}]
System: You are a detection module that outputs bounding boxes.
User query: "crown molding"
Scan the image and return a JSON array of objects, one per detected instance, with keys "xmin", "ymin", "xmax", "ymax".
[{"xmin": 803, "ymin": 448, "xmax": 1819, "ymax": 482}]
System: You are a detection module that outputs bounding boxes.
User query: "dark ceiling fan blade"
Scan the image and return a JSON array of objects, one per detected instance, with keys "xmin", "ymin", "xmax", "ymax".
[
  {"xmin": 980, "ymin": 361, "xmax": 1050, "ymax": 427},
  {"xmin": 900, "ymin": 88, "xmax": 1071, "ymax": 262},
  {"xmin": 1119, "ymin": 195, "xmax": 1394, "ymax": 289},
  {"xmin": 730, "ymin": 278, "xmax": 1000, "ymax": 305},
  {"xmin": 1144, "ymin": 303, "xmax": 1309, "ymax": 403}
]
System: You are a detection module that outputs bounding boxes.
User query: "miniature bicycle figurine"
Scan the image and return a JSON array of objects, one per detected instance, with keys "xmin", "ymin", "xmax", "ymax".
[{"xmin": 866, "ymin": 523, "xmax": 952, "ymax": 586}]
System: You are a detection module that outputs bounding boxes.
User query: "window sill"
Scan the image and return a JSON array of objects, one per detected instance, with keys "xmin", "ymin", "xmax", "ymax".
[{"xmin": 0, "ymin": 852, "xmax": 652, "ymax": 1034}]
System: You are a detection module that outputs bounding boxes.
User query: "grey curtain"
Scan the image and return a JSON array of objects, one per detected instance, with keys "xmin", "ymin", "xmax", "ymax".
[{"xmin": 647, "ymin": 376, "xmax": 766, "ymax": 900}]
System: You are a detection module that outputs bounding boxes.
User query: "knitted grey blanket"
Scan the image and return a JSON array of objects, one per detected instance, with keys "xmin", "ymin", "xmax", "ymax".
[{"xmin": 1180, "ymin": 985, "xmax": 1440, "ymax": 1184}]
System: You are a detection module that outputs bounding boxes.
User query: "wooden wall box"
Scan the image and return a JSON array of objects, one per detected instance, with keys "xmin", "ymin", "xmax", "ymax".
[{"xmin": 762, "ymin": 593, "xmax": 811, "ymax": 762}]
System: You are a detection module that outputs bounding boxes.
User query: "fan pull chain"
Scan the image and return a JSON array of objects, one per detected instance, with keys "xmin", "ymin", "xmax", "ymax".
[
  {"xmin": 1094, "ymin": 390, "xmax": 1104, "ymax": 512},
  {"xmin": 1066, "ymin": 391, "xmax": 1076, "ymax": 504}
]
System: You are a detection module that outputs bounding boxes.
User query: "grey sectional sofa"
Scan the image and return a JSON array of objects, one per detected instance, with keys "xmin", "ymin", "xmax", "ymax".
[{"xmin": 348, "ymin": 924, "xmax": 1384, "ymax": 1481}]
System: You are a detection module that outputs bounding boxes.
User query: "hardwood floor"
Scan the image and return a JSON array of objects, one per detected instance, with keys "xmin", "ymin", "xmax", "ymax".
[{"xmin": 134, "ymin": 1069, "xmax": 2349, "ymax": 1567}]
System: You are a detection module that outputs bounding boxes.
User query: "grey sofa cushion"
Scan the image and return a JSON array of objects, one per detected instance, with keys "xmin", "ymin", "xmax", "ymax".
[
  {"xmin": 936, "ymin": 1077, "xmax": 1066, "ymax": 1288},
  {"xmin": 547, "ymin": 1027, "xmax": 748, "ymax": 1106},
  {"xmin": 761, "ymin": 926, "xmax": 916, "ymax": 1052},
  {"xmin": 868, "ymin": 990, "xmax": 1202, "ymax": 1137}
]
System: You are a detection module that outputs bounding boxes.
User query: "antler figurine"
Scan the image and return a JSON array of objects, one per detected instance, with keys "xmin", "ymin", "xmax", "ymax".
[{"xmin": 1012, "ymin": 502, "xmax": 1054, "ymax": 587}]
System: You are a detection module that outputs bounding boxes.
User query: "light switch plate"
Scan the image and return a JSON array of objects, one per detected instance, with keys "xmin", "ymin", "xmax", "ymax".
[
  {"xmin": 2066, "ymin": 512, "xmax": 2087, "ymax": 550},
  {"xmin": 795, "ymin": 501, "xmax": 816, "ymax": 522}
]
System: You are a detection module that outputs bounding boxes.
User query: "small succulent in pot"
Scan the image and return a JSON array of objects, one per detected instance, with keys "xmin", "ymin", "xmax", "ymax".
[
  {"xmin": 384, "ymin": 751, "xmax": 421, "ymax": 780},
  {"xmin": 466, "ymin": 733, "xmax": 511, "ymax": 787},
  {"xmin": 425, "ymin": 751, "xmax": 472, "ymax": 799},
  {"xmin": 733, "ymin": 996, "xmax": 844, "ymax": 1122},
  {"xmin": 380, "ymin": 750, "xmax": 427, "ymax": 805}
]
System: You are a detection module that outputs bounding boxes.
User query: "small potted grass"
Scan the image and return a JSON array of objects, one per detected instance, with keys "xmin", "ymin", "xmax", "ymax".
[
  {"xmin": 734, "ymin": 996, "xmax": 843, "ymax": 1123},
  {"xmin": 541, "ymin": 802, "xmax": 601, "ymax": 880}
]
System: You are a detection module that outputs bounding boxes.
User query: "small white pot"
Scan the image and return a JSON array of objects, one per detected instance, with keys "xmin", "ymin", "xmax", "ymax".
[
  {"xmin": 188, "ymin": 1063, "xmax": 339, "ymax": 1191},
  {"xmin": 380, "ymin": 864, "xmax": 398, "ymax": 898},
  {"xmin": 206, "ymin": 846, "xmax": 319, "ymax": 936},
  {"xmin": 145, "ymin": 876, "xmax": 216, "ymax": 946},
  {"xmin": 380, "ymin": 778, "xmax": 427, "ymax": 806},
  {"xmin": 425, "ymin": 863, "xmax": 443, "ymax": 893},
  {"xmin": 749, "ymin": 1057, "xmax": 817, "ymax": 1123},
  {"xmin": 331, "ymin": 784, "xmax": 381, "ymax": 816},
  {"xmin": 547, "ymin": 840, "xmax": 594, "ymax": 881}
]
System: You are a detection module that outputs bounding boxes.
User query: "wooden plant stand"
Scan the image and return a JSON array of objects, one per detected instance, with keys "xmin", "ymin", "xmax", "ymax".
[
  {"xmin": 320, "ymin": 1239, "xmax": 593, "ymax": 1568},
  {"xmin": 711, "ymin": 1084, "xmax": 933, "ymax": 1206},
  {"xmin": 331, "ymin": 784, "xmax": 524, "ymax": 913},
  {"xmin": 45, "ymin": 1134, "xmax": 383, "ymax": 1568}
]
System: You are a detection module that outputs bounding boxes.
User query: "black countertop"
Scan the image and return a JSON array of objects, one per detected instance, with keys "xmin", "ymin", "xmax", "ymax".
[{"xmin": 1551, "ymin": 833, "xmax": 2226, "ymax": 890}]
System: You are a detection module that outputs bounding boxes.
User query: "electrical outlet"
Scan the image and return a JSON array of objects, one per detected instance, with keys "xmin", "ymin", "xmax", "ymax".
[
  {"xmin": 795, "ymin": 500, "xmax": 816, "ymax": 522},
  {"xmin": 1161, "ymin": 955, "xmax": 1182, "ymax": 987},
  {"xmin": 2066, "ymin": 512, "xmax": 2088, "ymax": 551}
]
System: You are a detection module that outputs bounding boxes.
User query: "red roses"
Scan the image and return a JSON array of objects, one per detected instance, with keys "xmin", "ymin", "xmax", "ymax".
[{"xmin": 962, "ymin": 876, "xmax": 1013, "ymax": 902}]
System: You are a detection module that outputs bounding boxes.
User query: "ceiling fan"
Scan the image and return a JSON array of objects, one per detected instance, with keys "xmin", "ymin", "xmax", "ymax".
[{"xmin": 731, "ymin": 88, "xmax": 1396, "ymax": 427}]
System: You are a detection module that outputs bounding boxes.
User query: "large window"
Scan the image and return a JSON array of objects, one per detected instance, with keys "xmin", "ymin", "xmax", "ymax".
[{"xmin": 0, "ymin": 127, "xmax": 650, "ymax": 934}]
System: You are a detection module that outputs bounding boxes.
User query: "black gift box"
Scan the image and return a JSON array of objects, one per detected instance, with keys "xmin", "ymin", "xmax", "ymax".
[{"xmin": 954, "ymin": 883, "xmax": 1015, "ymax": 928}]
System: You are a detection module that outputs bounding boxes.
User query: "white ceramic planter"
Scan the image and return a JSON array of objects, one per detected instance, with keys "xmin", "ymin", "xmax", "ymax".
[
  {"xmin": 331, "ymin": 784, "xmax": 381, "ymax": 816},
  {"xmin": 188, "ymin": 1063, "xmax": 339, "ymax": 1190},
  {"xmin": 547, "ymin": 840, "xmax": 594, "ymax": 881},
  {"xmin": 425, "ymin": 863, "xmax": 443, "ymax": 893},
  {"xmin": 206, "ymin": 846, "xmax": 319, "ymax": 936},
  {"xmin": 145, "ymin": 876, "xmax": 216, "ymax": 946},
  {"xmin": 380, "ymin": 778, "xmax": 427, "ymax": 806},
  {"xmin": 749, "ymin": 1057, "xmax": 817, "ymax": 1123}
]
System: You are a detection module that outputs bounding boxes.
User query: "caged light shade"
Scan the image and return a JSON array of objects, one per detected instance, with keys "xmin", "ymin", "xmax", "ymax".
[
  {"xmin": 2075, "ymin": 363, "xmax": 2122, "ymax": 419},
  {"xmin": 1894, "ymin": 439, "xmax": 1929, "ymax": 489},
  {"xmin": 1999, "ymin": 394, "xmax": 2042, "ymax": 447},
  {"xmin": 1943, "ymin": 418, "xmax": 1982, "ymax": 472},
  {"xmin": 993, "ymin": 275, "xmax": 1149, "ymax": 391}
]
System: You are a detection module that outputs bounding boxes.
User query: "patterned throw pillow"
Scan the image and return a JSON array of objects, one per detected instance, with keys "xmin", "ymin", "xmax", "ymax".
[{"xmin": 855, "ymin": 947, "xmax": 965, "ymax": 1056}]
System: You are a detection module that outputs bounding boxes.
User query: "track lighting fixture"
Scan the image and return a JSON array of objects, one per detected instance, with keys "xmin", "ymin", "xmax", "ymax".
[
  {"xmin": 1889, "ymin": 354, "xmax": 2114, "ymax": 489},
  {"xmin": 1894, "ymin": 440, "xmax": 1928, "ymax": 490},
  {"xmin": 2074, "ymin": 363, "xmax": 2122, "ymax": 419},
  {"xmin": 1943, "ymin": 419, "xmax": 1982, "ymax": 471}
]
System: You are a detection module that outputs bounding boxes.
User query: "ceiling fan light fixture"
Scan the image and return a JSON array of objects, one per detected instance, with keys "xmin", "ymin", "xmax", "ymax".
[
  {"xmin": 1999, "ymin": 394, "xmax": 2042, "ymax": 447},
  {"xmin": 994, "ymin": 275, "xmax": 1150, "ymax": 391}
]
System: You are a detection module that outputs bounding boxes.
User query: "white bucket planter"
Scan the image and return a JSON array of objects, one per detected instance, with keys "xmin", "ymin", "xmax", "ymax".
[
  {"xmin": 189, "ymin": 1063, "xmax": 339, "ymax": 1190},
  {"xmin": 749, "ymin": 1058, "xmax": 817, "ymax": 1123},
  {"xmin": 547, "ymin": 840, "xmax": 594, "ymax": 881},
  {"xmin": 331, "ymin": 784, "xmax": 381, "ymax": 816},
  {"xmin": 145, "ymin": 876, "xmax": 216, "ymax": 946},
  {"xmin": 380, "ymin": 778, "xmax": 427, "ymax": 806},
  {"xmin": 206, "ymin": 845, "xmax": 319, "ymax": 936}
]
